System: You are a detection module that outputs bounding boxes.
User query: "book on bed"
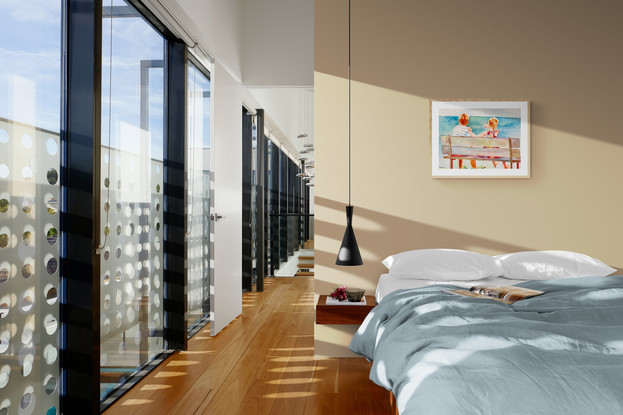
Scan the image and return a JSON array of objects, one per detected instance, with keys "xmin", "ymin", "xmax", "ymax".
[{"xmin": 443, "ymin": 285, "xmax": 544, "ymax": 304}]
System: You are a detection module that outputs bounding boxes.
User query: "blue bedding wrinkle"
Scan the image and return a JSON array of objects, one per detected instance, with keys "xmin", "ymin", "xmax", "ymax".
[{"xmin": 350, "ymin": 276, "xmax": 623, "ymax": 414}]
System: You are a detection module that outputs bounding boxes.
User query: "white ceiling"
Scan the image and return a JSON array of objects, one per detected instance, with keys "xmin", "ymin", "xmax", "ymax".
[{"xmin": 163, "ymin": 0, "xmax": 314, "ymax": 165}]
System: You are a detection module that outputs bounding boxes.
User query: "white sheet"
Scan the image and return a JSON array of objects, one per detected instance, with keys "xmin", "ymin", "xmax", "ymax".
[{"xmin": 375, "ymin": 274, "xmax": 527, "ymax": 303}]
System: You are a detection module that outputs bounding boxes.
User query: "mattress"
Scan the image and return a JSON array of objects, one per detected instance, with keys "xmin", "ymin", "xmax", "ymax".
[{"xmin": 375, "ymin": 273, "xmax": 527, "ymax": 303}]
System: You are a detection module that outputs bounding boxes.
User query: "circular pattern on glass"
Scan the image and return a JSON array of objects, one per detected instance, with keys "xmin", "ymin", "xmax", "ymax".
[
  {"xmin": 47, "ymin": 168, "xmax": 58, "ymax": 185},
  {"xmin": 47, "ymin": 228, "xmax": 58, "ymax": 245},
  {"xmin": 0, "ymin": 268, "xmax": 7, "ymax": 283},
  {"xmin": 104, "ymin": 249, "xmax": 110, "ymax": 261},
  {"xmin": 155, "ymin": 219, "xmax": 160, "ymax": 231},
  {"xmin": 22, "ymin": 198, "xmax": 33, "ymax": 214},
  {"xmin": 44, "ymin": 314, "xmax": 58, "ymax": 335},
  {"xmin": 21, "ymin": 294, "xmax": 34, "ymax": 313},
  {"xmin": 22, "ymin": 354, "xmax": 34, "ymax": 376},
  {"xmin": 116, "ymin": 225, "xmax": 122, "ymax": 235},
  {"xmin": 47, "ymin": 196, "xmax": 58, "ymax": 215},
  {"xmin": 47, "ymin": 138, "xmax": 58, "ymax": 155},
  {"xmin": 45, "ymin": 375, "xmax": 57, "ymax": 395},
  {"xmin": 43, "ymin": 344, "xmax": 58, "ymax": 364},
  {"xmin": 0, "ymin": 129, "xmax": 8, "ymax": 144},
  {"xmin": 47, "ymin": 406, "xmax": 58, "ymax": 415},
  {"xmin": 104, "ymin": 226, "xmax": 110, "ymax": 236},
  {"xmin": 21, "ymin": 134, "xmax": 32, "ymax": 149},
  {"xmin": 103, "ymin": 273, "xmax": 110, "ymax": 285},
  {"xmin": 104, "ymin": 202, "xmax": 110, "ymax": 212},
  {"xmin": 0, "ymin": 367, "xmax": 9, "ymax": 388},
  {"xmin": 0, "ymin": 199, "xmax": 8, "ymax": 213},
  {"xmin": 21, "ymin": 392, "xmax": 33, "ymax": 409},
  {"xmin": 21, "ymin": 327, "xmax": 33, "ymax": 344},
  {"xmin": 116, "ymin": 246, "xmax": 122, "ymax": 259},
  {"xmin": 127, "ymin": 307, "xmax": 135, "ymax": 323},
  {"xmin": 46, "ymin": 287, "xmax": 57, "ymax": 305},
  {"xmin": 22, "ymin": 231, "xmax": 34, "ymax": 246},
  {"xmin": 22, "ymin": 166, "xmax": 33, "ymax": 179},
  {"xmin": 47, "ymin": 257, "xmax": 58, "ymax": 275},
  {"xmin": 21, "ymin": 263, "xmax": 33, "ymax": 279},
  {"xmin": 0, "ymin": 337, "xmax": 8, "ymax": 353},
  {"xmin": 0, "ymin": 303, "xmax": 8, "ymax": 318},
  {"xmin": 0, "ymin": 234, "xmax": 8, "ymax": 248},
  {"xmin": 156, "ymin": 184, "xmax": 161, "ymax": 193},
  {"xmin": 104, "ymin": 178, "xmax": 110, "ymax": 188},
  {"xmin": 0, "ymin": 164, "xmax": 9, "ymax": 179}
]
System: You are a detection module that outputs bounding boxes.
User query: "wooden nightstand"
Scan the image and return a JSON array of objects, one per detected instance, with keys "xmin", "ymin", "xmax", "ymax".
[{"xmin": 316, "ymin": 295, "xmax": 377, "ymax": 325}]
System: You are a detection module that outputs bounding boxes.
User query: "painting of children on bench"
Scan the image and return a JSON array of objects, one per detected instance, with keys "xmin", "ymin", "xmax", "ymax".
[{"xmin": 431, "ymin": 101, "xmax": 529, "ymax": 178}]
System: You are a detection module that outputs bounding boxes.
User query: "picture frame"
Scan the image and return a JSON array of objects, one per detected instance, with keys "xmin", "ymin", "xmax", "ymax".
[{"xmin": 431, "ymin": 100, "xmax": 530, "ymax": 178}]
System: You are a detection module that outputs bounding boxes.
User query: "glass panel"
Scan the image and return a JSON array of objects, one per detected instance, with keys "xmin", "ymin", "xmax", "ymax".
[
  {"xmin": 99, "ymin": 0, "xmax": 165, "ymax": 400},
  {"xmin": 186, "ymin": 61, "xmax": 211, "ymax": 336},
  {"xmin": 0, "ymin": 2, "xmax": 62, "ymax": 414}
]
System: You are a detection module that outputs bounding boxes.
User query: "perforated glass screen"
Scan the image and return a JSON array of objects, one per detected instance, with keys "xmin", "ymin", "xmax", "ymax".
[{"xmin": 0, "ymin": 2, "xmax": 62, "ymax": 414}]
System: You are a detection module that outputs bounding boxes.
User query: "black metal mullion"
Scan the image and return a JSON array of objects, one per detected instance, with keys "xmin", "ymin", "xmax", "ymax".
[
  {"xmin": 269, "ymin": 141, "xmax": 279, "ymax": 275},
  {"xmin": 61, "ymin": 0, "xmax": 101, "ymax": 412},
  {"xmin": 279, "ymin": 150, "xmax": 287, "ymax": 264},
  {"xmin": 242, "ymin": 108, "xmax": 253, "ymax": 291},
  {"xmin": 163, "ymin": 39, "xmax": 187, "ymax": 351},
  {"xmin": 255, "ymin": 110, "xmax": 265, "ymax": 292}
]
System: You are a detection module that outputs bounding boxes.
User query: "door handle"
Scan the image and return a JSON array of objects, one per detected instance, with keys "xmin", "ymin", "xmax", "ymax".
[{"xmin": 210, "ymin": 213, "xmax": 224, "ymax": 222}]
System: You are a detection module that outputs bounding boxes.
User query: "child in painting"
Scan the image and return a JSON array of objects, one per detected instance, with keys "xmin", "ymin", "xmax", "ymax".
[
  {"xmin": 451, "ymin": 113, "xmax": 475, "ymax": 137},
  {"xmin": 478, "ymin": 117, "xmax": 507, "ymax": 168},
  {"xmin": 478, "ymin": 117, "xmax": 500, "ymax": 138},
  {"xmin": 451, "ymin": 113, "xmax": 477, "ymax": 168}
]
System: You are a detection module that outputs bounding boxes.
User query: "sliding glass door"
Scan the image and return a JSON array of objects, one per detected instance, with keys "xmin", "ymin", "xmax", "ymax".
[{"xmin": 99, "ymin": 1, "xmax": 165, "ymax": 399}]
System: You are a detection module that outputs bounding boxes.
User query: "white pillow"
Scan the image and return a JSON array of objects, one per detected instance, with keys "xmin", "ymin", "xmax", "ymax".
[
  {"xmin": 495, "ymin": 250, "xmax": 616, "ymax": 280},
  {"xmin": 381, "ymin": 249, "xmax": 502, "ymax": 281}
]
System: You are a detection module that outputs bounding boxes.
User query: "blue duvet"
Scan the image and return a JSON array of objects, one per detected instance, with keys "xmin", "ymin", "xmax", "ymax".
[{"xmin": 349, "ymin": 276, "xmax": 623, "ymax": 415}]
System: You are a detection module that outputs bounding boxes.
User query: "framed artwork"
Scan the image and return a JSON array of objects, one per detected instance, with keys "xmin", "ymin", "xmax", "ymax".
[{"xmin": 431, "ymin": 100, "xmax": 530, "ymax": 178}]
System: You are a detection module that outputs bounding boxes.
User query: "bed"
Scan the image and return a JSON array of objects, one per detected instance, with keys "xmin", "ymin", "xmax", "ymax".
[{"xmin": 350, "ymin": 250, "xmax": 623, "ymax": 415}]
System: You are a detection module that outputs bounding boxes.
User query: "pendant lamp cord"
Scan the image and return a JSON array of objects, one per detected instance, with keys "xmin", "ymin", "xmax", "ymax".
[{"xmin": 348, "ymin": 0, "xmax": 351, "ymax": 207}]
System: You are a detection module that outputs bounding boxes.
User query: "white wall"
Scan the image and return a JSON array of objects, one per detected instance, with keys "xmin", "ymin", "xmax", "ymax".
[
  {"xmin": 241, "ymin": 0, "xmax": 313, "ymax": 87},
  {"xmin": 166, "ymin": 0, "xmax": 313, "ymax": 87}
]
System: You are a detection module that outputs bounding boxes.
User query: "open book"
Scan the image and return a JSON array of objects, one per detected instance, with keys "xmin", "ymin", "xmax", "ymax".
[{"xmin": 443, "ymin": 285, "xmax": 544, "ymax": 304}]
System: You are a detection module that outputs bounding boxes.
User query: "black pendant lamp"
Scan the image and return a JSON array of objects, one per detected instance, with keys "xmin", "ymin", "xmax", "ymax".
[{"xmin": 336, "ymin": 0, "xmax": 363, "ymax": 266}]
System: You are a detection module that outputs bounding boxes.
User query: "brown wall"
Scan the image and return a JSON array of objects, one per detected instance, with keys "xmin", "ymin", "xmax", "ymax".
[{"xmin": 314, "ymin": 0, "xmax": 623, "ymax": 356}]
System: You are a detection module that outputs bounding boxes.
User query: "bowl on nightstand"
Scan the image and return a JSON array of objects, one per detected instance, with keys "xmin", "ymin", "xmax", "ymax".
[{"xmin": 345, "ymin": 288, "xmax": 365, "ymax": 302}]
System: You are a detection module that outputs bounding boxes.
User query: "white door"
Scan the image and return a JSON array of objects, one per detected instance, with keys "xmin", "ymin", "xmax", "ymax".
[{"xmin": 210, "ymin": 62, "xmax": 242, "ymax": 335}]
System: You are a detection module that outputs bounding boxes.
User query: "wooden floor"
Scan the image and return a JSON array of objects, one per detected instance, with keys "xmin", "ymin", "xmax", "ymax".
[{"xmin": 104, "ymin": 277, "xmax": 392, "ymax": 415}]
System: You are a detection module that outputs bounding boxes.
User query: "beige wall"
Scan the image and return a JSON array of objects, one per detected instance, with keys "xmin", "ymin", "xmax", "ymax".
[{"xmin": 314, "ymin": 0, "xmax": 623, "ymax": 357}]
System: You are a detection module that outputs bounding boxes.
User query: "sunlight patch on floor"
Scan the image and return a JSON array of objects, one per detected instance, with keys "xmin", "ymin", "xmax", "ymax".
[
  {"xmin": 167, "ymin": 360, "xmax": 199, "ymax": 367},
  {"xmin": 155, "ymin": 371, "xmax": 186, "ymax": 378},
  {"xmin": 266, "ymin": 378, "xmax": 321, "ymax": 385},
  {"xmin": 263, "ymin": 391, "xmax": 318, "ymax": 399},
  {"xmin": 140, "ymin": 384, "xmax": 172, "ymax": 391},
  {"xmin": 122, "ymin": 399, "xmax": 154, "ymax": 405}
]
